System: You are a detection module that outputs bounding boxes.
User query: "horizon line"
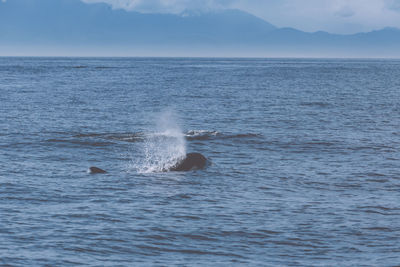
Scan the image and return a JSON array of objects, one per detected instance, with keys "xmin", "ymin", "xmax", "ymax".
[{"xmin": 1, "ymin": 55, "xmax": 400, "ymax": 60}]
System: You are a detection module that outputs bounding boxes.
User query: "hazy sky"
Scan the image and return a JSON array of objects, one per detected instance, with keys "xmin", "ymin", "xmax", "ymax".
[{"xmin": 83, "ymin": 0, "xmax": 400, "ymax": 34}]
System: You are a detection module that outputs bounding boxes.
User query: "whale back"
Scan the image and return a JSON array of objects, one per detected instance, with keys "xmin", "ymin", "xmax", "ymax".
[
  {"xmin": 170, "ymin": 153, "xmax": 207, "ymax": 171},
  {"xmin": 87, "ymin": 153, "xmax": 207, "ymax": 174}
]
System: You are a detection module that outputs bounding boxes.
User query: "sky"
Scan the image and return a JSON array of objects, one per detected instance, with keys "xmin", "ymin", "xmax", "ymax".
[{"xmin": 82, "ymin": 0, "xmax": 400, "ymax": 34}]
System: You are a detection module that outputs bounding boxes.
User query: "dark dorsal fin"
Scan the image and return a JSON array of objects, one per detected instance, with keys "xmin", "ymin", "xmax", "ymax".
[{"xmin": 89, "ymin": 166, "xmax": 107, "ymax": 174}]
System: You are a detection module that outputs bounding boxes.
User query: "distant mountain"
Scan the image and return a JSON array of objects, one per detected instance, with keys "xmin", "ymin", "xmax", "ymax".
[
  {"xmin": 1, "ymin": 0, "xmax": 399, "ymax": 57},
  {"xmin": 0, "ymin": 0, "xmax": 276, "ymax": 45}
]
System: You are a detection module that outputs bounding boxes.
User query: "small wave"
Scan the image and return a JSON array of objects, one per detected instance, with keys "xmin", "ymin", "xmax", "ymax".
[
  {"xmin": 72, "ymin": 130, "xmax": 262, "ymax": 144},
  {"xmin": 185, "ymin": 130, "xmax": 262, "ymax": 141},
  {"xmin": 185, "ymin": 130, "xmax": 220, "ymax": 140},
  {"xmin": 104, "ymin": 133, "xmax": 144, "ymax": 143}
]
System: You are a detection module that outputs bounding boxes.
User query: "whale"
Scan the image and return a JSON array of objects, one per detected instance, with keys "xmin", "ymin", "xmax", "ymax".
[
  {"xmin": 169, "ymin": 153, "xmax": 207, "ymax": 172},
  {"xmin": 89, "ymin": 166, "xmax": 107, "ymax": 174},
  {"xmin": 88, "ymin": 153, "xmax": 207, "ymax": 174}
]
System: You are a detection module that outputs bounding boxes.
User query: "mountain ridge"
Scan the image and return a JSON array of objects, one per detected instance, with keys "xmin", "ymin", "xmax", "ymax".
[{"xmin": 1, "ymin": 0, "xmax": 399, "ymax": 57}]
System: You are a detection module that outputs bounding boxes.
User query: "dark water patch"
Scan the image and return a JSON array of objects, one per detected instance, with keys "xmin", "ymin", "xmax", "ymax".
[
  {"xmin": 72, "ymin": 65, "xmax": 88, "ymax": 69},
  {"xmin": 0, "ymin": 141, "xmax": 42, "ymax": 149},
  {"xmin": 365, "ymin": 178, "xmax": 389, "ymax": 183},
  {"xmin": 63, "ymin": 246, "xmax": 113, "ymax": 255},
  {"xmin": 166, "ymin": 193, "xmax": 192, "ymax": 200},
  {"xmin": 355, "ymin": 206, "xmax": 400, "ymax": 216},
  {"xmin": 256, "ymin": 229, "xmax": 282, "ymax": 235},
  {"xmin": 173, "ymin": 215, "xmax": 202, "ymax": 220},
  {"xmin": 205, "ymin": 230, "xmax": 272, "ymax": 239},
  {"xmin": 51, "ymin": 213, "xmax": 124, "ymax": 223},
  {"xmin": 61, "ymin": 65, "xmax": 116, "ymax": 70},
  {"xmin": 362, "ymin": 227, "xmax": 395, "ymax": 232},
  {"xmin": 334, "ymin": 182, "xmax": 363, "ymax": 189},
  {"xmin": 272, "ymin": 239, "xmax": 326, "ymax": 249},
  {"xmin": 0, "ymin": 65, "xmax": 53, "ymax": 74},
  {"xmin": 2, "ymin": 196, "xmax": 60, "ymax": 204},
  {"xmin": 300, "ymin": 101, "xmax": 332, "ymax": 108},
  {"xmin": 74, "ymin": 133, "xmax": 104, "ymax": 138},
  {"xmin": 149, "ymin": 227, "xmax": 175, "ymax": 234},
  {"xmin": 264, "ymin": 138, "xmax": 398, "ymax": 155},
  {"xmin": 74, "ymin": 132, "xmax": 145, "ymax": 143},
  {"xmin": 95, "ymin": 66, "xmax": 114, "ymax": 69},
  {"xmin": 349, "ymin": 145, "xmax": 396, "ymax": 153},
  {"xmin": 182, "ymin": 234, "xmax": 218, "ymax": 241},
  {"xmin": 266, "ymin": 139, "xmax": 343, "ymax": 153},
  {"xmin": 91, "ymin": 186, "xmax": 128, "ymax": 192},
  {"xmin": 136, "ymin": 245, "xmax": 245, "ymax": 258},
  {"xmin": 93, "ymin": 238, "xmax": 129, "ymax": 244},
  {"xmin": 365, "ymin": 172, "xmax": 387, "ymax": 177},
  {"xmin": 0, "ymin": 184, "xmax": 44, "ymax": 198},
  {"xmin": 143, "ymin": 234, "xmax": 176, "ymax": 241},
  {"xmin": 46, "ymin": 138, "xmax": 114, "ymax": 147},
  {"xmin": 357, "ymin": 206, "xmax": 400, "ymax": 211},
  {"xmin": 104, "ymin": 133, "xmax": 144, "ymax": 142}
]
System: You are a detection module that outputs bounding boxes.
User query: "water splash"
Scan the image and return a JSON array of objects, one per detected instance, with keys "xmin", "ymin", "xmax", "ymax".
[{"xmin": 135, "ymin": 110, "xmax": 186, "ymax": 173}]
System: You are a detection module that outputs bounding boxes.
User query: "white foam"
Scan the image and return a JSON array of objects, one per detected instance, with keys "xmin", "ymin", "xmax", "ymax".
[
  {"xmin": 133, "ymin": 110, "xmax": 186, "ymax": 173},
  {"xmin": 186, "ymin": 130, "xmax": 219, "ymax": 137}
]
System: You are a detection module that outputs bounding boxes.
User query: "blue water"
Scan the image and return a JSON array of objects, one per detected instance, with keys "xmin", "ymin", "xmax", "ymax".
[{"xmin": 1, "ymin": 57, "xmax": 400, "ymax": 266}]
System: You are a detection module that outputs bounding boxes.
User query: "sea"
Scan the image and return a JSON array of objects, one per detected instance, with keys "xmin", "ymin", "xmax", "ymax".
[{"xmin": 1, "ymin": 57, "xmax": 400, "ymax": 266}]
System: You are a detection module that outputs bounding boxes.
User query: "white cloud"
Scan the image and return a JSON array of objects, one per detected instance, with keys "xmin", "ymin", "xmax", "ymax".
[
  {"xmin": 386, "ymin": 0, "xmax": 400, "ymax": 11},
  {"xmin": 230, "ymin": 0, "xmax": 400, "ymax": 33},
  {"xmin": 335, "ymin": 6, "xmax": 356, "ymax": 18},
  {"xmin": 82, "ymin": 0, "xmax": 236, "ymax": 13},
  {"xmin": 82, "ymin": 0, "xmax": 400, "ymax": 34}
]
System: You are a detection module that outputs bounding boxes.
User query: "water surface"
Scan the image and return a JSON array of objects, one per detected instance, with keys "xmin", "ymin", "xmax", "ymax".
[{"xmin": 1, "ymin": 57, "xmax": 400, "ymax": 265}]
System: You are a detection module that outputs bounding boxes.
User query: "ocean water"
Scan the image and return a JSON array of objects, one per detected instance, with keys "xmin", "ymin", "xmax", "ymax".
[{"xmin": 1, "ymin": 57, "xmax": 400, "ymax": 266}]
